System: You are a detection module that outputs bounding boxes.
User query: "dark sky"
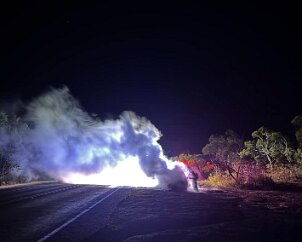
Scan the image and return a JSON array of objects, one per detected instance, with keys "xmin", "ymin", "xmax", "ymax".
[{"xmin": 1, "ymin": 2, "xmax": 301, "ymax": 155}]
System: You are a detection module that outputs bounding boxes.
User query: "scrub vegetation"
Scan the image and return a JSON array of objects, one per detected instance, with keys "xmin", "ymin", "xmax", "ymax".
[
  {"xmin": 0, "ymin": 113, "xmax": 29, "ymax": 185},
  {"xmin": 178, "ymin": 115, "xmax": 302, "ymax": 188}
]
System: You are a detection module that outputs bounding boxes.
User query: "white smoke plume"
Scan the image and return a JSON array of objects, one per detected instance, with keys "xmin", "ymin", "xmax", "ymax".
[{"xmin": 0, "ymin": 87, "xmax": 187, "ymax": 190}]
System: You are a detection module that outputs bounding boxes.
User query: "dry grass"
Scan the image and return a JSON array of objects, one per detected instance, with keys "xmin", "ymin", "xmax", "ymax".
[
  {"xmin": 0, "ymin": 180, "xmax": 54, "ymax": 189},
  {"xmin": 267, "ymin": 165, "xmax": 302, "ymax": 183},
  {"xmin": 199, "ymin": 164, "xmax": 302, "ymax": 189},
  {"xmin": 199, "ymin": 172, "xmax": 236, "ymax": 188}
]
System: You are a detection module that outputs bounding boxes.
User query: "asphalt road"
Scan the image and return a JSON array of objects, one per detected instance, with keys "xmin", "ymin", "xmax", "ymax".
[
  {"xmin": 0, "ymin": 183, "xmax": 127, "ymax": 242},
  {"xmin": 0, "ymin": 182, "xmax": 301, "ymax": 242}
]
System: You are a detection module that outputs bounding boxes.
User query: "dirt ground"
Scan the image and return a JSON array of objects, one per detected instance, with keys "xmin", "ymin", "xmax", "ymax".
[{"xmin": 86, "ymin": 185, "xmax": 302, "ymax": 242}]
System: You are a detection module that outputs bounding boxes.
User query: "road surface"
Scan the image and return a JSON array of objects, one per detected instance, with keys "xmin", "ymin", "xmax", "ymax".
[{"xmin": 0, "ymin": 182, "xmax": 301, "ymax": 241}]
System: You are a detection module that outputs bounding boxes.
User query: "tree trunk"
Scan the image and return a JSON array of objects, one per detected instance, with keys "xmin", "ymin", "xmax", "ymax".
[
  {"xmin": 226, "ymin": 164, "xmax": 238, "ymax": 183},
  {"xmin": 236, "ymin": 165, "xmax": 241, "ymax": 182},
  {"xmin": 266, "ymin": 154, "xmax": 273, "ymax": 169}
]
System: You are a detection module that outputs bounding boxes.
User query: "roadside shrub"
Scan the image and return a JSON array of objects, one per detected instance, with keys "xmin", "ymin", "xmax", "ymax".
[
  {"xmin": 267, "ymin": 164, "xmax": 302, "ymax": 183},
  {"xmin": 239, "ymin": 163, "xmax": 265, "ymax": 184},
  {"xmin": 243, "ymin": 174, "xmax": 274, "ymax": 187},
  {"xmin": 200, "ymin": 171, "xmax": 236, "ymax": 188},
  {"xmin": 200, "ymin": 162, "xmax": 278, "ymax": 188}
]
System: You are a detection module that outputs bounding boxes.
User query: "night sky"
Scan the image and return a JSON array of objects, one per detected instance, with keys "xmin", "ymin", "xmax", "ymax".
[{"xmin": 1, "ymin": 2, "xmax": 301, "ymax": 155}]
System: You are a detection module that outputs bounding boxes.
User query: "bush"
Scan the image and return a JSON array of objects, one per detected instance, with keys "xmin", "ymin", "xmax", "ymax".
[
  {"xmin": 200, "ymin": 163, "xmax": 276, "ymax": 188},
  {"xmin": 239, "ymin": 163, "xmax": 267, "ymax": 185},
  {"xmin": 267, "ymin": 164, "xmax": 302, "ymax": 183},
  {"xmin": 200, "ymin": 171, "xmax": 236, "ymax": 188}
]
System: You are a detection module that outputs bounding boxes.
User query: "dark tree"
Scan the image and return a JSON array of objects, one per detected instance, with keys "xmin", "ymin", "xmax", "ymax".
[{"xmin": 202, "ymin": 130, "xmax": 243, "ymax": 183}]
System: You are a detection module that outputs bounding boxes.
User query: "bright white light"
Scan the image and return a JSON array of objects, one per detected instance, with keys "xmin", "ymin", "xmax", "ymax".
[
  {"xmin": 62, "ymin": 156, "xmax": 159, "ymax": 187},
  {"xmin": 160, "ymin": 153, "xmax": 177, "ymax": 170},
  {"xmin": 176, "ymin": 161, "xmax": 190, "ymax": 177}
]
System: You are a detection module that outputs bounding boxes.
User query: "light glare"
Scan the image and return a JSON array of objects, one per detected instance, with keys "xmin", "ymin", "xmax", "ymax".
[{"xmin": 63, "ymin": 156, "xmax": 159, "ymax": 187}]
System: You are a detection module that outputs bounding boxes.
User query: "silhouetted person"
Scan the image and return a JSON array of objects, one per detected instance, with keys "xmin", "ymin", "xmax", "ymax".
[{"xmin": 189, "ymin": 169, "xmax": 198, "ymax": 191}]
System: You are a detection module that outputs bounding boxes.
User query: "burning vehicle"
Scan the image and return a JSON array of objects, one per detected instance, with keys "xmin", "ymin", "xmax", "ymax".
[{"xmin": 0, "ymin": 87, "xmax": 188, "ymax": 190}]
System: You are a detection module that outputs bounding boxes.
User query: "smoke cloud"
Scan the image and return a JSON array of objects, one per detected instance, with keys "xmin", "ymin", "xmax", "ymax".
[{"xmin": 0, "ymin": 87, "xmax": 187, "ymax": 190}]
